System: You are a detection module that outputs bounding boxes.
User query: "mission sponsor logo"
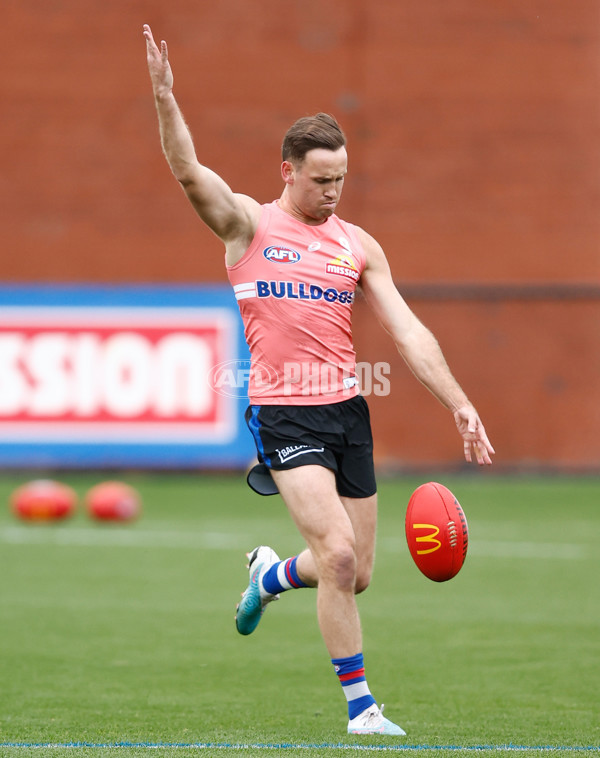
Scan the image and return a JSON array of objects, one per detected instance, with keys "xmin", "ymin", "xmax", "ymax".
[
  {"xmin": 0, "ymin": 307, "xmax": 236, "ymax": 441},
  {"xmin": 263, "ymin": 246, "xmax": 301, "ymax": 264},
  {"xmin": 233, "ymin": 280, "xmax": 354, "ymax": 305},
  {"xmin": 326, "ymin": 254, "xmax": 360, "ymax": 282}
]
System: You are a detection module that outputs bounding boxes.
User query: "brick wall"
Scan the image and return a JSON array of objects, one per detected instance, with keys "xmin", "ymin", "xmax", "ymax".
[{"xmin": 3, "ymin": 0, "xmax": 599, "ymax": 469}]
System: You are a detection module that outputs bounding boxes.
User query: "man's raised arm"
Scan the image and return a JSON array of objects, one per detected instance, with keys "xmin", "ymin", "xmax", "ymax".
[{"xmin": 143, "ymin": 24, "xmax": 259, "ymax": 248}]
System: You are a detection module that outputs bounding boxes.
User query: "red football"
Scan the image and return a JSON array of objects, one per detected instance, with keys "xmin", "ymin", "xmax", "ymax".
[
  {"xmin": 86, "ymin": 481, "xmax": 141, "ymax": 522},
  {"xmin": 405, "ymin": 482, "xmax": 468, "ymax": 582},
  {"xmin": 11, "ymin": 479, "xmax": 77, "ymax": 521}
]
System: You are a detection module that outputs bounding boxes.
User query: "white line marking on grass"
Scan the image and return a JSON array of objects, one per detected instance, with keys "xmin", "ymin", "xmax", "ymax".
[
  {"xmin": 1, "ymin": 743, "xmax": 599, "ymax": 752},
  {"xmin": 467, "ymin": 541, "xmax": 589, "ymax": 560},
  {"xmin": 0, "ymin": 526, "xmax": 243, "ymax": 550},
  {"xmin": 1, "ymin": 527, "xmax": 595, "ymax": 560}
]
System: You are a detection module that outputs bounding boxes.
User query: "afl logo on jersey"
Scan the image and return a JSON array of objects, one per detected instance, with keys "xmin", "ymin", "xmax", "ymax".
[{"xmin": 263, "ymin": 246, "xmax": 301, "ymax": 264}]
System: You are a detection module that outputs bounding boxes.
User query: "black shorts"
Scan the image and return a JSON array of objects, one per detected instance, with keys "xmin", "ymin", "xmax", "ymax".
[{"xmin": 244, "ymin": 394, "xmax": 376, "ymax": 499}]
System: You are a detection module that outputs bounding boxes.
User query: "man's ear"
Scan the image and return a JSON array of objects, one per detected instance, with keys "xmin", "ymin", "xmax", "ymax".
[{"xmin": 281, "ymin": 160, "xmax": 295, "ymax": 185}]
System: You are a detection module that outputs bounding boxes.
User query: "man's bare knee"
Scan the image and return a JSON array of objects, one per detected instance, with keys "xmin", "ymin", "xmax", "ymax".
[{"xmin": 320, "ymin": 540, "xmax": 357, "ymax": 592}]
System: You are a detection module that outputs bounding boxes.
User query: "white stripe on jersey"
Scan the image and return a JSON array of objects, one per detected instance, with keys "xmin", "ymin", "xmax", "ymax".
[{"xmin": 234, "ymin": 282, "xmax": 257, "ymax": 300}]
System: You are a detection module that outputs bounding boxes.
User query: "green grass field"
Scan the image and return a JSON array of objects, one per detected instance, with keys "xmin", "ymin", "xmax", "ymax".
[{"xmin": 0, "ymin": 473, "xmax": 598, "ymax": 758}]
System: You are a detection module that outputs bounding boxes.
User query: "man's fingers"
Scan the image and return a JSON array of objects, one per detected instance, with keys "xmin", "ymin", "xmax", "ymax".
[
  {"xmin": 473, "ymin": 421, "xmax": 495, "ymax": 457},
  {"xmin": 475, "ymin": 439, "xmax": 494, "ymax": 465},
  {"xmin": 143, "ymin": 24, "xmax": 165, "ymax": 60},
  {"xmin": 463, "ymin": 440, "xmax": 472, "ymax": 463},
  {"xmin": 459, "ymin": 412, "xmax": 495, "ymax": 465},
  {"xmin": 474, "ymin": 441, "xmax": 486, "ymax": 465},
  {"xmin": 464, "ymin": 439, "xmax": 489, "ymax": 466},
  {"xmin": 479, "ymin": 428, "xmax": 496, "ymax": 456}
]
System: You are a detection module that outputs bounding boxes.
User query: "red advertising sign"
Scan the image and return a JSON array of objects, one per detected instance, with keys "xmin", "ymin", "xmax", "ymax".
[{"xmin": 0, "ymin": 307, "xmax": 237, "ymax": 442}]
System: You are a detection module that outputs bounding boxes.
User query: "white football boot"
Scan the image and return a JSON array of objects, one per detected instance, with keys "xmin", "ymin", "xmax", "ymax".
[{"xmin": 347, "ymin": 703, "xmax": 406, "ymax": 736}]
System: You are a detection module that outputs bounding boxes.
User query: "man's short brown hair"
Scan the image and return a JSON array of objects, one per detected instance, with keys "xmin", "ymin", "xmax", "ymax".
[{"xmin": 282, "ymin": 113, "xmax": 346, "ymax": 164}]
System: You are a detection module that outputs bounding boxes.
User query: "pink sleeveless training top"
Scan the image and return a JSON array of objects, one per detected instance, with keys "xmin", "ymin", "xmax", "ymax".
[{"xmin": 226, "ymin": 201, "xmax": 366, "ymax": 405}]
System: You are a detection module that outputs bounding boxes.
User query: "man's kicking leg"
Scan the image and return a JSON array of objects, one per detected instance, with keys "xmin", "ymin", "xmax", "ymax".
[{"xmin": 235, "ymin": 464, "xmax": 405, "ymax": 735}]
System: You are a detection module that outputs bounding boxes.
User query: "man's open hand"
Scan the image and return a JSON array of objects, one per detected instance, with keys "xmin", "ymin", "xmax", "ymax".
[
  {"xmin": 453, "ymin": 405, "xmax": 495, "ymax": 465},
  {"xmin": 143, "ymin": 24, "xmax": 173, "ymax": 99}
]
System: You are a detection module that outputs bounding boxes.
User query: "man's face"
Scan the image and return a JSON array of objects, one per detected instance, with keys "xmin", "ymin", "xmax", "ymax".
[{"xmin": 283, "ymin": 147, "xmax": 348, "ymax": 222}]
